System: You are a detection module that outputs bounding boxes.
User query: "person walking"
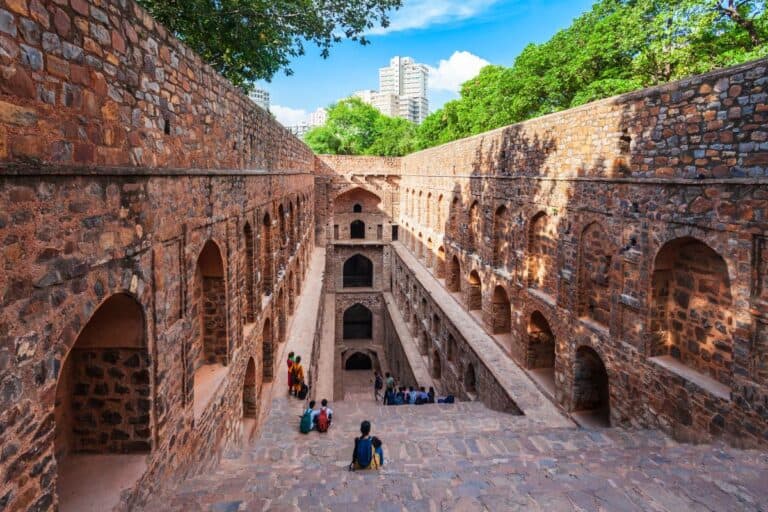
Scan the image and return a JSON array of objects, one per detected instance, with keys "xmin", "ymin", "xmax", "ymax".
[{"xmin": 373, "ymin": 371, "xmax": 383, "ymax": 401}]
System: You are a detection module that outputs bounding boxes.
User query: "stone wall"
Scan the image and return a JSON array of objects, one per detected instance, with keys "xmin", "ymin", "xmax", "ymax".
[
  {"xmin": 0, "ymin": 0, "xmax": 314, "ymax": 171},
  {"xmin": 0, "ymin": 0, "xmax": 317, "ymax": 509},
  {"xmin": 67, "ymin": 348, "xmax": 151, "ymax": 453},
  {"xmin": 320, "ymin": 57, "xmax": 768, "ymax": 447}
]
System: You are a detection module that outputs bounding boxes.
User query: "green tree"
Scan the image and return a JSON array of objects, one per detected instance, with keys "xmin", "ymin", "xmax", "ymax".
[
  {"xmin": 136, "ymin": 0, "xmax": 403, "ymax": 89},
  {"xmin": 305, "ymin": 98, "xmax": 416, "ymax": 156},
  {"xmin": 416, "ymin": 0, "xmax": 768, "ymax": 151}
]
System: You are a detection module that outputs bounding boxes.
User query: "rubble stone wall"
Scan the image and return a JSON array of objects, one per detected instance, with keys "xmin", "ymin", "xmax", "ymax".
[{"xmin": 321, "ymin": 57, "xmax": 768, "ymax": 447}]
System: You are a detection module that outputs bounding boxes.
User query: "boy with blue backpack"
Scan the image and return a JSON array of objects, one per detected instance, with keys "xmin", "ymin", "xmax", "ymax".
[{"xmin": 348, "ymin": 420, "xmax": 384, "ymax": 470}]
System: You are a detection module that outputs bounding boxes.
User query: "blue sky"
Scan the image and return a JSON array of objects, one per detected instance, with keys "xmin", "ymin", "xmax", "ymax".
[{"xmin": 264, "ymin": 0, "xmax": 596, "ymax": 125}]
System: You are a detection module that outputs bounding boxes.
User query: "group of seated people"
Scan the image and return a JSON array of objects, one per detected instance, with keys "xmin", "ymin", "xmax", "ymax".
[
  {"xmin": 383, "ymin": 385, "xmax": 454, "ymax": 405},
  {"xmin": 300, "ymin": 399, "xmax": 333, "ymax": 433}
]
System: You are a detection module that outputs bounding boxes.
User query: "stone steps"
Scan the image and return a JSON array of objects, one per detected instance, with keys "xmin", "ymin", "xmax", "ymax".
[{"xmin": 144, "ymin": 397, "xmax": 768, "ymax": 512}]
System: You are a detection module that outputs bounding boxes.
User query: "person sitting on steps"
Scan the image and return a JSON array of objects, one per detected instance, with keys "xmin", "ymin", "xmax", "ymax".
[
  {"xmin": 314, "ymin": 398, "xmax": 333, "ymax": 432},
  {"xmin": 349, "ymin": 420, "xmax": 383, "ymax": 470},
  {"xmin": 299, "ymin": 400, "xmax": 316, "ymax": 433}
]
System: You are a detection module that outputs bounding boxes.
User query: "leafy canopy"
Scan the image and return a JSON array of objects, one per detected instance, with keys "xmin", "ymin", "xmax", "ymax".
[
  {"xmin": 136, "ymin": 0, "xmax": 403, "ymax": 88},
  {"xmin": 415, "ymin": 0, "xmax": 768, "ymax": 151},
  {"xmin": 304, "ymin": 98, "xmax": 416, "ymax": 156}
]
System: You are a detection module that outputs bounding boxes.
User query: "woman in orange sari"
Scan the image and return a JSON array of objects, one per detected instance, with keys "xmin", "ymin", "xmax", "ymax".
[{"xmin": 287, "ymin": 351, "xmax": 295, "ymax": 395}]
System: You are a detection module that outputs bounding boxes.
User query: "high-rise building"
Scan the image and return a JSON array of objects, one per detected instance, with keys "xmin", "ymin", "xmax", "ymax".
[
  {"xmin": 378, "ymin": 56, "xmax": 429, "ymax": 124},
  {"xmin": 353, "ymin": 57, "xmax": 430, "ymax": 124},
  {"xmin": 248, "ymin": 87, "xmax": 270, "ymax": 111}
]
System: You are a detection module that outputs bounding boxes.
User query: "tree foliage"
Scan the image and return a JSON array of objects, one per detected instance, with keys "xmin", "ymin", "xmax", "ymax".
[
  {"xmin": 304, "ymin": 98, "xmax": 416, "ymax": 156},
  {"xmin": 415, "ymin": 0, "xmax": 768, "ymax": 151},
  {"xmin": 136, "ymin": 0, "xmax": 402, "ymax": 88}
]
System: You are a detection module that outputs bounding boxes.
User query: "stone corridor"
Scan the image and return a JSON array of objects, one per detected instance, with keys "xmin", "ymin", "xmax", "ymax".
[{"xmin": 143, "ymin": 259, "xmax": 768, "ymax": 512}]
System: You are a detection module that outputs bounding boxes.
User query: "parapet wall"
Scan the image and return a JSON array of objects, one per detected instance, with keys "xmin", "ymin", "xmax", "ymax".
[
  {"xmin": 0, "ymin": 0, "xmax": 313, "ymax": 172},
  {"xmin": 401, "ymin": 57, "xmax": 768, "ymax": 180}
]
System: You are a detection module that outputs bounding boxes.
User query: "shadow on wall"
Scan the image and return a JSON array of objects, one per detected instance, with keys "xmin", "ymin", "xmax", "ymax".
[{"xmin": 396, "ymin": 71, "xmax": 764, "ymax": 443}]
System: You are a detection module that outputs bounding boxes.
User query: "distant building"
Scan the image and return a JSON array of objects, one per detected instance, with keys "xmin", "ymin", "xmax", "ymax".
[
  {"xmin": 353, "ymin": 57, "xmax": 430, "ymax": 124},
  {"xmin": 308, "ymin": 108, "xmax": 328, "ymax": 127},
  {"xmin": 248, "ymin": 87, "xmax": 270, "ymax": 111},
  {"xmin": 289, "ymin": 108, "xmax": 328, "ymax": 139}
]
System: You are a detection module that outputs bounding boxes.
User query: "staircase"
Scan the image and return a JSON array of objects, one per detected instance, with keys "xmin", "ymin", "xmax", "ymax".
[{"xmin": 144, "ymin": 395, "xmax": 768, "ymax": 511}]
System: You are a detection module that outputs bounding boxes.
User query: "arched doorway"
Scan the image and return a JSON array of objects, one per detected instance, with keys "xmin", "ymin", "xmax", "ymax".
[
  {"xmin": 467, "ymin": 270, "xmax": 482, "ymax": 311},
  {"xmin": 262, "ymin": 319, "xmax": 273, "ymax": 383},
  {"xmin": 343, "ymin": 304, "xmax": 373, "ymax": 339},
  {"xmin": 431, "ymin": 349, "xmax": 442, "ymax": 379},
  {"xmin": 261, "ymin": 212, "xmax": 273, "ymax": 295},
  {"xmin": 343, "ymin": 254, "xmax": 373, "ymax": 288},
  {"xmin": 345, "ymin": 352, "xmax": 373, "ymax": 370},
  {"xmin": 196, "ymin": 241, "xmax": 227, "ymax": 367},
  {"xmin": 465, "ymin": 363, "xmax": 477, "ymax": 395},
  {"xmin": 493, "ymin": 205, "xmax": 508, "ymax": 268},
  {"xmin": 350, "ymin": 219, "xmax": 365, "ymax": 239},
  {"xmin": 447, "ymin": 333, "xmax": 457, "ymax": 363},
  {"xmin": 277, "ymin": 287, "xmax": 286, "ymax": 343},
  {"xmin": 55, "ymin": 293, "xmax": 151, "ymax": 512},
  {"xmin": 243, "ymin": 222, "xmax": 255, "ymax": 324},
  {"xmin": 527, "ymin": 212, "xmax": 554, "ymax": 293},
  {"xmin": 243, "ymin": 358, "xmax": 257, "ymax": 419},
  {"xmin": 468, "ymin": 201, "xmax": 480, "ymax": 252},
  {"xmin": 573, "ymin": 346, "xmax": 610, "ymax": 427},
  {"xmin": 436, "ymin": 246, "xmax": 446, "ymax": 278},
  {"xmin": 651, "ymin": 237, "xmax": 733, "ymax": 387},
  {"xmin": 447, "ymin": 256, "xmax": 461, "ymax": 292},
  {"xmin": 526, "ymin": 311, "xmax": 557, "ymax": 396},
  {"xmin": 491, "ymin": 286, "xmax": 511, "ymax": 334}
]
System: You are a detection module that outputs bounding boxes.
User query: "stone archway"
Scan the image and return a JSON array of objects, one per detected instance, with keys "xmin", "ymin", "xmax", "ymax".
[
  {"xmin": 467, "ymin": 270, "xmax": 482, "ymax": 311},
  {"xmin": 243, "ymin": 358, "xmax": 257, "ymax": 419},
  {"xmin": 343, "ymin": 304, "xmax": 373, "ymax": 340},
  {"xmin": 343, "ymin": 254, "xmax": 373, "ymax": 288},
  {"xmin": 447, "ymin": 256, "xmax": 461, "ymax": 292},
  {"xmin": 55, "ymin": 293, "xmax": 151, "ymax": 512},
  {"xmin": 345, "ymin": 352, "xmax": 373, "ymax": 370},
  {"xmin": 650, "ymin": 237, "xmax": 733, "ymax": 387},
  {"xmin": 573, "ymin": 346, "xmax": 610, "ymax": 427}
]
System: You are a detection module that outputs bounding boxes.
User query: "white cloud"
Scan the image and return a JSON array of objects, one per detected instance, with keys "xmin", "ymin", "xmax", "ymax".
[
  {"xmin": 370, "ymin": 0, "xmax": 501, "ymax": 35},
  {"xmin": 271, "ymin": 105, "xmax": 308, "ymax": 126},
  {"xmin": 428, "ymin": 51, "xmax": 490, "ymax": 93}
]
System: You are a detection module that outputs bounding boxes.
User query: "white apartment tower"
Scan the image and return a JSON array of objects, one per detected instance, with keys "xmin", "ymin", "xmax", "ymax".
[
  {"xmin": 248, "ymin": 87, "xmax": 270, "ymax": 111},
  {"xmin": 379, "ymin": 56, "xmax": 429, "ymax": 124},
  {"xmin": 353, "ymin": 57, "xmax": 430, "ymax": 124}
]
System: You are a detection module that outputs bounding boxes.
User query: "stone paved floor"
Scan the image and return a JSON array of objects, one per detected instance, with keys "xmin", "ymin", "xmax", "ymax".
[
  {"xmin": 144, "ymin": 277, "xmax": 768, "ymax": 512},
  {"xmin": 145, "ymin": 393, "xmax": 768, "ymax": 511}
]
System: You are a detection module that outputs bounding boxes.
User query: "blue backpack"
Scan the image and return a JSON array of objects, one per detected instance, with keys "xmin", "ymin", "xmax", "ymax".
[
  {"xmin": 355, "ymin": 437, "xmax": 374, "ymax": 469},
  {"xmin": 299, "ymin": 409, "xmax": 313, "ymax": 434}
]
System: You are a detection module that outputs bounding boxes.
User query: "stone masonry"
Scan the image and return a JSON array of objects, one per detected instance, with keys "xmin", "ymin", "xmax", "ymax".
[{"xmin": 1, "ymin": 0, "xmax": 767, "ymax": 509}]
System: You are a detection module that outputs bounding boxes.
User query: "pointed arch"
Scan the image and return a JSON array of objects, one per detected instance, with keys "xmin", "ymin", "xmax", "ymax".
[
  {"xmin": 343, "ymin": 254, "xmax": 373, "ymax": 288},
  {"xmin": 493, "ymin": 205, "xmax": 509, "ymax": 268},
  {"xmin": 343, "ymin": 304, "xmax": 373, "ymax": 339},
  {"xmin": 243, "ymin": 221, "xmax": 255, "ymax": 324},
  {"xmin": 467, "ymin": 270, "xmax": 482, "ymax": 311}
]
